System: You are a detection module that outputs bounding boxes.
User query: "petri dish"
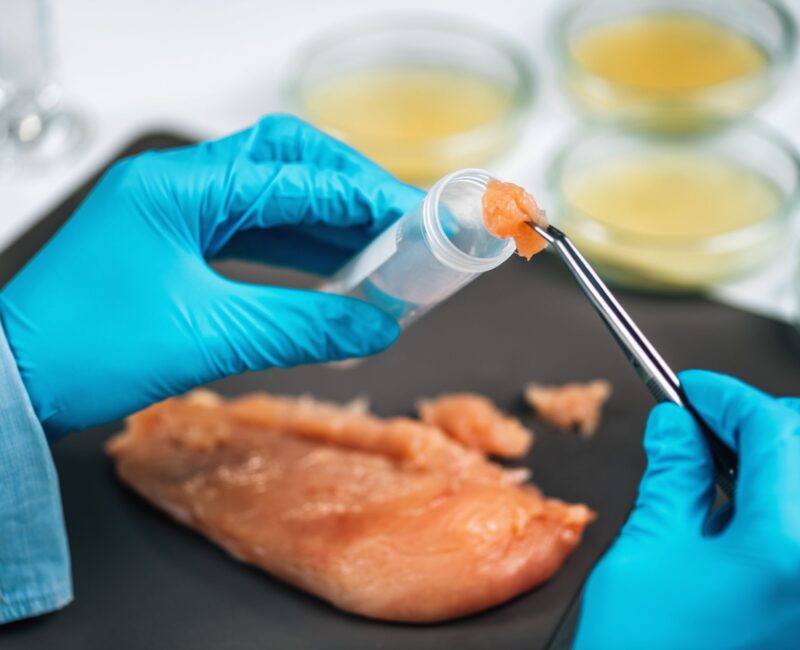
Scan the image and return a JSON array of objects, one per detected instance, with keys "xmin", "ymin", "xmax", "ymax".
[
  {"xmin": 548, "ymin": 122, "xmax": 800, "ymax": 291},
  {"xmin": 287, "ymin": 15, "xmax": 535, "ymax": 187},
  {"xmin": 553, "ymin": 0, "xmax": 796, "ymax": 132}
]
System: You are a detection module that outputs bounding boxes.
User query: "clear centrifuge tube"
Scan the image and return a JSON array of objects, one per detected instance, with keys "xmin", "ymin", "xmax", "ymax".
[{"xmin": 320, "ymin": 168, "xmax": 516, "ymax": 329}]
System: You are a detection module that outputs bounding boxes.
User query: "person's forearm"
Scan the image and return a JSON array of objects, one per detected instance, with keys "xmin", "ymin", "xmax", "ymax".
[{"xmin": 0, "ymin": 318, "xmax": 72, "ymax": 624}]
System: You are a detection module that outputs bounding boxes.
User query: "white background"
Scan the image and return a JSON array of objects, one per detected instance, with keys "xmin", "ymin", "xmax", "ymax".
[{"xmin": 2, "ymin": 0, "xmax": 799, "ymax": 321}]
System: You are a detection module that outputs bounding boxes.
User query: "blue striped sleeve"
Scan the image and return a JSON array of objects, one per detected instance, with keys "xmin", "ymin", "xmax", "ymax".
[{"xmin": 0, "ymin": 321, "xmax": 72, "ymax": 624}]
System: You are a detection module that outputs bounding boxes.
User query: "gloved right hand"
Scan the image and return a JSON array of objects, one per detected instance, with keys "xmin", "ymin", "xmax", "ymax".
[
  {"xmin": 574, "ymin": 369, "xmax": 800, "ymax": 650},
  {"xmin": 0, "ymin": 115, "xmax": 423, "ymax": 440}
]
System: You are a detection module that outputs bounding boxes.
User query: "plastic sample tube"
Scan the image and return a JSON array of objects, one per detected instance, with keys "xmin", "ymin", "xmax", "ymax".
[{"xmin": 320, "ymin": 168, "xmax": 516, "ymax": 329}]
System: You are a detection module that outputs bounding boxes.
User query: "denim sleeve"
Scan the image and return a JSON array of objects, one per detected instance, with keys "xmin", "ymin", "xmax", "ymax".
[{"xmin": 0, "ymin": 321, "xmax": 72, "ymax": 624}]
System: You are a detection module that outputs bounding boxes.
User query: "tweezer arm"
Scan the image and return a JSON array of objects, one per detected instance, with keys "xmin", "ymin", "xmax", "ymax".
[{"xmin": 532, "ymin": 223, "xmax": 737, "ymax": 497}]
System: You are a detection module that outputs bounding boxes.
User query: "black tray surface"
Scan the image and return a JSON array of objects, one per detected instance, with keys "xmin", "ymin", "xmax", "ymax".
[{"xmin": 2, "ymin": 133, "xmax": 799, "ymax": 650}]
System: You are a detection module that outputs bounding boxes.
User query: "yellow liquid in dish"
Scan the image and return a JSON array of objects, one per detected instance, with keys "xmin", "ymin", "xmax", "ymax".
[
  {"xmin": 567, "ymin": 14, "xmax": 770, "ymax": 130},
  {"xmin": 303, "ymin": 67, "xmax": 515, "ymax": 185},
  {"xmin": 562, "ymin": 152, "xmax": 783, "ymax": 288},
  {"xmin": 566, "ymin": 152, "xmax": 780, "ymax": 237},
  {"xmin": 572, "ymin": 14, "xmax": 767, "ymax": 92}
]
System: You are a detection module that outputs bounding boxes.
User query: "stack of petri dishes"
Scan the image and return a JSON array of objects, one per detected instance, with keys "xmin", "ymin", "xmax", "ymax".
[{"xmin": 550, "ymin": 0, "xmax": 799, "ymax": 291}]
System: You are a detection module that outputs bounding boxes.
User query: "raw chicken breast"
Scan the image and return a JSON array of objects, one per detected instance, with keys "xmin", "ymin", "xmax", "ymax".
[{"xmin": 107, "ymin": 391, "xmax": 594, "ymax": 623}]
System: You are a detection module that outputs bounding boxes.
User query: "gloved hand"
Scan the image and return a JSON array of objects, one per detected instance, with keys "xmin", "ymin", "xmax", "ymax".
[
  {"xmin": 0, "ymin": 114, "xmax": 423, "ymax": 440},
  {"xmin": 574, "ymin": 369, "xmax": 800, "ymax": 650}
]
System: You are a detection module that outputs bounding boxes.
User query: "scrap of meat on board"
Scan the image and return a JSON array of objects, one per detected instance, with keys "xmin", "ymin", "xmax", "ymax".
[
  {"xmin": 417, "ymin": 392, "xmax": 533, "ymax": 458},
  {"xmin": 107, "ymin": 391, "xmax": 594, "ymax": 623},
  {"xmin": 525, "ymin": 380, "xmax": 613, "ymax": 438}
]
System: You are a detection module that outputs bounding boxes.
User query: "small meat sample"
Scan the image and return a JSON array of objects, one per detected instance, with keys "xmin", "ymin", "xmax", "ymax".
[
  {"xmin": 107, "ymin": 391, "xmax": 594, "ymax": 623},
  {"xmin": 482, "ymin": 179, "xmax": 549, "ymax": 259},
  {"xmin": 524, "ymin": 381, "xmax": 612, "ymax": 438},
  {"xmin": 417, "ymin": 393, "xmax": 533, "ymax": 458}
]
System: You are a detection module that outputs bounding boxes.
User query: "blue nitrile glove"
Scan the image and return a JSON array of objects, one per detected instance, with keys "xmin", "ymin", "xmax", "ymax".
[
  {"xmin": 574, "ymin": 369, "xmax": 800, "ymax": 650},
  {"xmin": 0, "ymin": 115, "xmax": 423, "ymax": 440}
]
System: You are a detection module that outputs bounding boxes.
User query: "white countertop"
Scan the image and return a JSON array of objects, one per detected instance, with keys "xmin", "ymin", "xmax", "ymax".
[{"xmin": 3, "ymin": 0, "xmax": 799, "ymax": 322}]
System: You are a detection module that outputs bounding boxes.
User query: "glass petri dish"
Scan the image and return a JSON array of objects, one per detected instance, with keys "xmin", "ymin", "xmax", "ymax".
[
  {"xmin": 548, "ymin": 122, "xmax": 800, "ymax": 291},
  {"xmin": 553, "ymin": 0, "xmax": 796, "ymax": 132},
  {"xmin": 287, "ymin": 14, "xmax": 535, "ymax": 187}
]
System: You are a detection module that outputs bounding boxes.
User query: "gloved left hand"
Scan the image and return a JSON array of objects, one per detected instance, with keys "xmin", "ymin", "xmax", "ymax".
[{"xmin": 0, "ymin": 114, "xmax": 423, "ymax": 440}]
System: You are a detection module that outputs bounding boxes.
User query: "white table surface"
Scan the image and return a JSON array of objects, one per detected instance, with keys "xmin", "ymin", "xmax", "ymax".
[{"xmin": 2, "ymin": 0, "xmax": 799, "ymax": 322}]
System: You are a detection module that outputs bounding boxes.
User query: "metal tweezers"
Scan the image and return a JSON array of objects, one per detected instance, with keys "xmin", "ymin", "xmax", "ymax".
[{"xmin": 530, "ymin": 222, "xmax": 737, "ymax": 497}]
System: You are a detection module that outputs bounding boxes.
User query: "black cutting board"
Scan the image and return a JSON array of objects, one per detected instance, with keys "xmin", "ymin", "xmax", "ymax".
[{"xmin": 2, "ymin": 133, "xmax": 799, "ymax": 650}]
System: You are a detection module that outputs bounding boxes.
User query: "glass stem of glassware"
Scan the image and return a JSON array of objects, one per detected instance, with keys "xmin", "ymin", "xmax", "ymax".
[{"xmin": 0, "ymin": 0, "xmax": 85, "ymax": 172}]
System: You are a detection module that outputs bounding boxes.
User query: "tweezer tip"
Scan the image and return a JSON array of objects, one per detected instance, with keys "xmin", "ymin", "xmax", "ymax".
[{"xmin": 525, "ymin": 221, "xmax": 557, "ymax": 244}]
